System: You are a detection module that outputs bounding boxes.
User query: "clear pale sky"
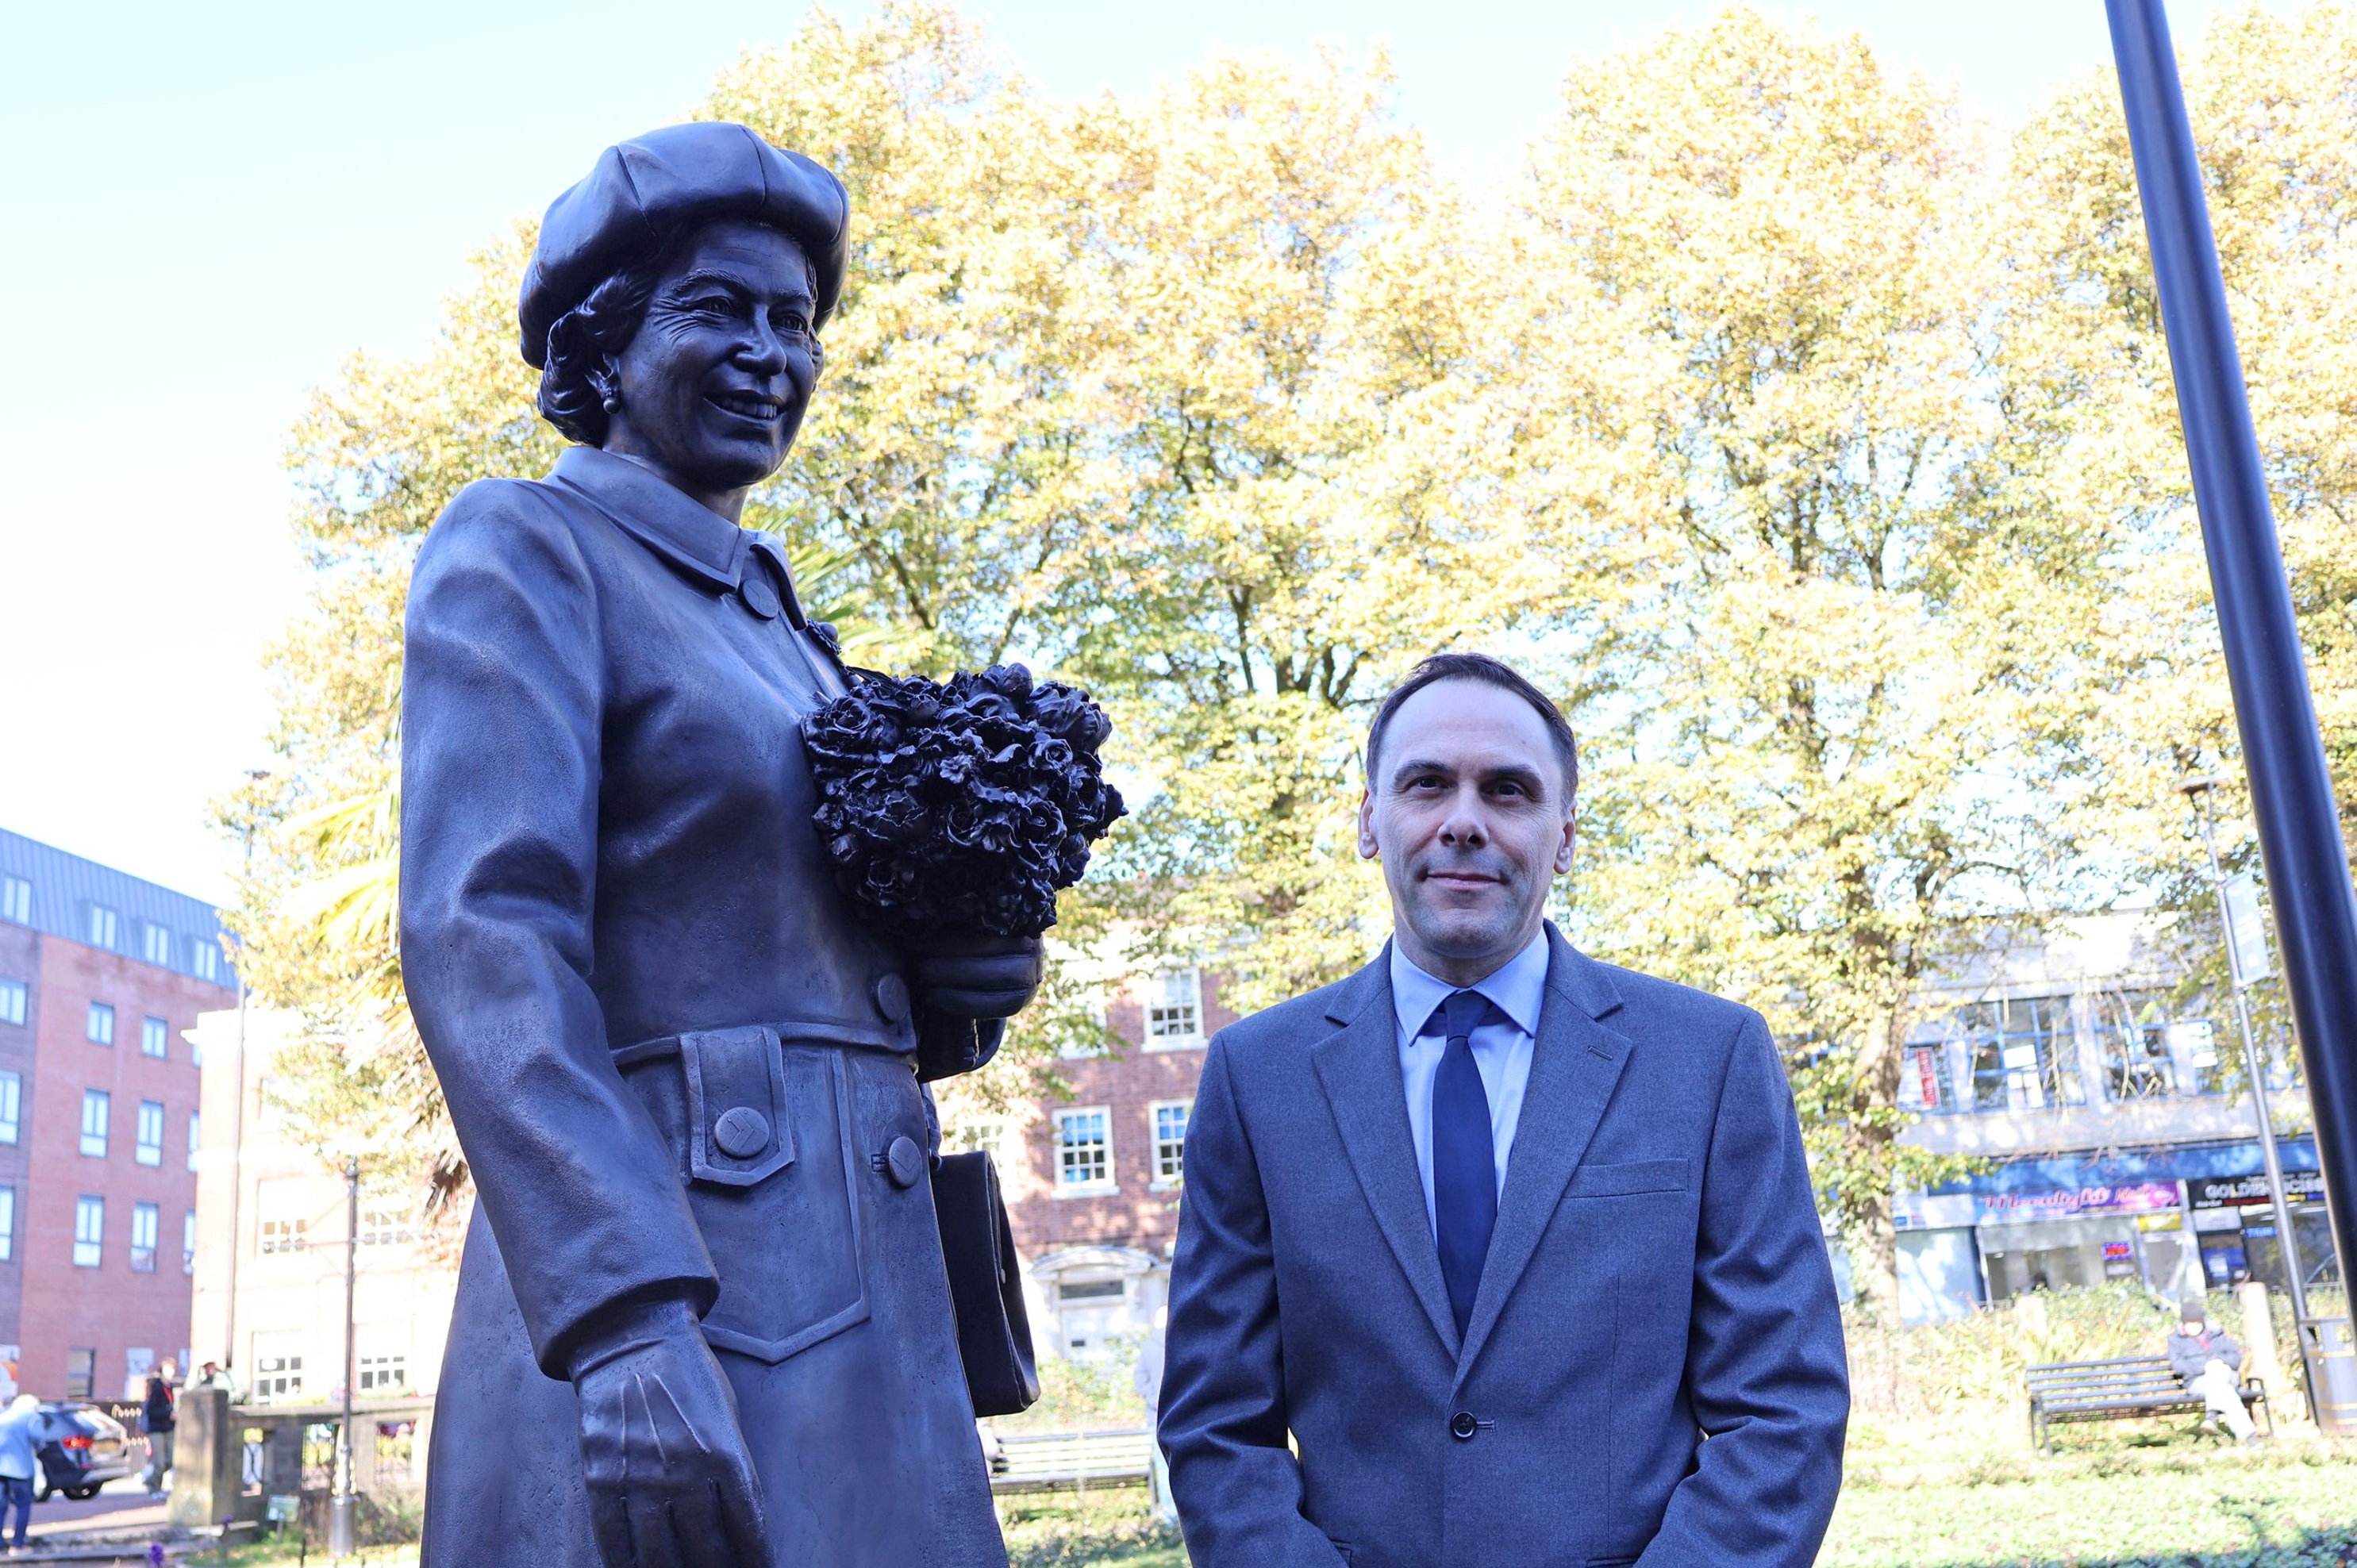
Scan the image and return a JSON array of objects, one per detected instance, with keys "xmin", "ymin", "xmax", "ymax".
[{"xmin": 0, "ymin": 0, "xmax": 2260, "ymax": 903}]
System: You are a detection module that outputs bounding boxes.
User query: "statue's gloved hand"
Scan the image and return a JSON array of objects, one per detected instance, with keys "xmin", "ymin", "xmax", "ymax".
[
  {"xmin": 569, "ymin": 1297, "xmax": 767, "ymax": 1568},
  {"xmin": 913, "ymin": 932, "xmax": 1043, "ymax": 1020}
]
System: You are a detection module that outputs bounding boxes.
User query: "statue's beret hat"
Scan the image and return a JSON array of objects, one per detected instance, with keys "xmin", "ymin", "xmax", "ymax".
[{"xmin": 519, "ymin": 121, "xmax": 850, "ymax": 369}]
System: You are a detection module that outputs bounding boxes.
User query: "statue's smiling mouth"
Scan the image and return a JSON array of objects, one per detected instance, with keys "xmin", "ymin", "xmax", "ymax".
[{"xmin": 708, "ymin": 391, "xmax": 785, "ymax": 422}]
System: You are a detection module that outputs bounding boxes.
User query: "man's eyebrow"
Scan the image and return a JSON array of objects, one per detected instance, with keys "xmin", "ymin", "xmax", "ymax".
[{"xmin": 1388, "ymin": 758, "xmax": 1451, "ymax": 787}]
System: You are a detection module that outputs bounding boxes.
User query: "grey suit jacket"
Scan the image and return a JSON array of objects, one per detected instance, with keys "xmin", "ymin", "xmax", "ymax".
[{"xmin": 1158, "ymin": 924, "xmax": 1848, "ymax": 1568}]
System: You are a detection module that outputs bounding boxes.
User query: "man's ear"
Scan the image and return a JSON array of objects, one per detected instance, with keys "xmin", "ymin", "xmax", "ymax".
[
  {"xmin": 1553, "ymin": 810, "xmax": 1577, "ymax": 874},
  {"xmin": 1356, "ymin": 789, "xmax": 1380, "ymax": 861}
]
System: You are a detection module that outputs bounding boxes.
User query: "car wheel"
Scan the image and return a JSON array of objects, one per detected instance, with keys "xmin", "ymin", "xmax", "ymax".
[{"xmin": 64, "ymin": 1485, "xmax": 98, "ymax": 1501}]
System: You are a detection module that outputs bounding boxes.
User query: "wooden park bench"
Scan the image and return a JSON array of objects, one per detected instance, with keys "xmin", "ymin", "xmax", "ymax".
[
  {"xmin": 988, "ymin": 1426, "xmax": 1153, "ymax": 1495},
  {"xmin": 2025, "ymin": 1355, "xmax": 2270, "ymax": 1450}
]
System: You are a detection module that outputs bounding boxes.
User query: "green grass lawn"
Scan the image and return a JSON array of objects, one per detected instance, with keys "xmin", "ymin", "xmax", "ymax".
[{"xmin": 996, "ymin": 1443, "xmax": 2357, "ymax": 1568}]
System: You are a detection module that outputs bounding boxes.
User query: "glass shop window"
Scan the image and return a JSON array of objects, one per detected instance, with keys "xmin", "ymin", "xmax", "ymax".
[{"xmin": 1955, "ymin": 996, "xmax": 2083, "ymax": 1112}]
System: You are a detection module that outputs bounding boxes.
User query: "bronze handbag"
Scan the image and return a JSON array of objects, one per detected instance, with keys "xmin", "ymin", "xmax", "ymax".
[{"xmin": 932, "ymin": 1150, "xmax": 1040, "ymax": 1416}]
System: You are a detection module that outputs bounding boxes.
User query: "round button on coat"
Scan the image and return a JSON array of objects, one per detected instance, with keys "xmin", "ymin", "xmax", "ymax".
[
  {"xmin": 712, "ymin": 1105, "xmax": 771, "ymax": 1159},
  {"xmin": 885, "ymin": 1135, "xmax": 925, "ymax": 1189},
  {"xmin": 1449, "ymin": 1411, "xmax": 1478, "ymax": 1440},
  {"xmin": 872, "ymin": 973, "xmax": 911, "ymax": 1023},
  {"xmin": 740, "ymin": 575, "xmax": 782, "ymax": 621}
]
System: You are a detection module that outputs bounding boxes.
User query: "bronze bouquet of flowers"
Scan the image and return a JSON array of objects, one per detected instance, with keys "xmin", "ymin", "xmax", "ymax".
[{"xmin": 801, "ymin": 663, "xmax": 1127, "ymax": 939}]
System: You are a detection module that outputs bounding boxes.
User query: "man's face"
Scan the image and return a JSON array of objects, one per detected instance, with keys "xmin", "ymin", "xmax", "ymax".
[
  {"xmin": 1358, "ymin": 679, "xmax": 1575, "ymax": 982},
  {"xmin": 606, "ymin": 220, "xmax": 821, "ymax": 498}
]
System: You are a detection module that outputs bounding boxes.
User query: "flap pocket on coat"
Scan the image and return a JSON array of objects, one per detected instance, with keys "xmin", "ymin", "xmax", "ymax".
[
  {"xmin": 680, "ymin": 1024, "xmax": 795, "ymax": 1187},
  {"xmin": 1567, "ymin": 1159, "xmax": 1689, "ymax": 1197}
]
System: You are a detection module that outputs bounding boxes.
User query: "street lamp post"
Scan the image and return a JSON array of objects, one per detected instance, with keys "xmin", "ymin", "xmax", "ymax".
[
  {"xmin": 329, "ymin": 1155, "xmax": 359, "ymax": 1558},
  {"xmin": 2179, "ymin": 778, "xmax": 2313, "ymax": 1333}
]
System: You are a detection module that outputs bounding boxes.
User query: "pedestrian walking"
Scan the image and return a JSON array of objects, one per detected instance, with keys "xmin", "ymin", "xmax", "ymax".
[
  {"xmin": 0, "ymin": 1393, "xmax": 44, "ymax": 1551},
  {"xmin": 140, "ymin": 1360, "xmax": 177, "ymax": 1497}
]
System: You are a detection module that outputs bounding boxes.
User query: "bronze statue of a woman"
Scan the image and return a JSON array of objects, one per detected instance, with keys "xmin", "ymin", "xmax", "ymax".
[{"xmin": 400, "ymin": 123, "xmax": 1036, "ymax": 1568}]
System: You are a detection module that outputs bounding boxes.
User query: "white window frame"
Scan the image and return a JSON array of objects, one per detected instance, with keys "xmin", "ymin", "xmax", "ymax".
[
  {"xmin": 357, "ymin": 1201, "xmax": 412, "ymax": 1247},
  {"xmin": 1144, "ymin": 967, "xmax": 1205, "ymax": 1051},
  {"xmin": 73, "ymin": 1196, "xmax": 103, "ymax": 1267},
  {"xmin": 1052, "ymin": 1106, "xmax": 1115, "ymax": 1195},
  {"xmin": 87, "ymin": 1001, "xmax": 114, "ymax": 1045},
  {"xmin": 0, "ymin": 1186, "xmax": 14, "ymax": 1262},
  {"xmin": 191, "ymin": 940, "xmax": 220, "ymax": 983},
  {"xmin": 251, "ymin": 1333, "xmax": 304, "ymax": 1403},
  {"xmin": 141, "ymin": 1015, "xmax": 168, "ymax": 1058},
  {"xmin": 356, "ymin": 1349, "xmax": 409, "ymax": 1394},
  {"xmin": 183, "ymin": 1207, "xmax": 197, "ymax": 1274},
  {"xmin": 258, "ymin": 1181, "xmax": 306, "ymax": 1255},
  {"xmin": 0, "ymin": 1070, "xmax": 18, "ymax": 1144},
  {"xmin": 186, "ymin": 1109, "xmax": 200, "ymax": 1170},
  {"xmin": 0, "ymin": 877, "xmax": 29, "ymax": 925},
  {"xmin": 1149, "ymin": 1098, "xmax": 1192, "ymax": 1189},
  {"xmin": 79, "ymin": 1090, "xmax": 109, "ymax": 1158},
  {"xmin": 141, "ymin": 923, "xmax": 172, "ymax": 965},
  {"xmin": 129, "ymin": 1201, "xmax": 159, "ymax": 1273},
  {"xmin": 0, "ymin": 978, "xmax": 24, "ymax": 1027},
  {"xmin": 135, "ymin": 1100, "xmax": 164, "ymax": 1166},
  {"xmin": 87, "ymin": 905, "xmax": 117, "ymax": 950}
]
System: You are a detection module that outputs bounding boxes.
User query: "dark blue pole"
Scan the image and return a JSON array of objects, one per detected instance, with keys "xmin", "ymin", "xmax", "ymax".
[{"xmin": 2106, "ymin": 0, "xmax": 2357, "ymax": 1320}]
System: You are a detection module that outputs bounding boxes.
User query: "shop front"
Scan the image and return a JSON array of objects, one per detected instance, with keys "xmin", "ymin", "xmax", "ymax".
[{"xmin": 1890, "ymin": 1137, "xmax": 2334, "ymax": 1325}]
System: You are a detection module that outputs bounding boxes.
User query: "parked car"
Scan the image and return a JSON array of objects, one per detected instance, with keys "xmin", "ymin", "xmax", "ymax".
[{"xmin": 36, "ymin": 1404, "xmax": 133, "ymax": 1501}]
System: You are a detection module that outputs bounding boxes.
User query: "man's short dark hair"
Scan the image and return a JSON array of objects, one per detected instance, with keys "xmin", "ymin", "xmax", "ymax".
[{"xmin": 1364, "ymin": 652, "xmax": 1578, "ymax": 806}]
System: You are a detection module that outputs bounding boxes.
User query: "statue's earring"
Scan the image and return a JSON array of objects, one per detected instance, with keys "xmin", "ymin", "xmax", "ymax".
[{"xmin": 602, "ymin": 393, "xmax": 618, "ymax": 413}]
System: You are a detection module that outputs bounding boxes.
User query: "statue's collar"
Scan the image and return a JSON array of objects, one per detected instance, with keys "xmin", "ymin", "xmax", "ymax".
[{"xmin": 547, "ymin": 445, "xmax": 756, "ymax": 596}]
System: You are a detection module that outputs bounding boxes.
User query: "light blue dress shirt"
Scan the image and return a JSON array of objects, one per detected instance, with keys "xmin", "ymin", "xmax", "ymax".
[{"xmin": 1389, "ymin": 928, "xmax": 1549, "ymax": 1237}]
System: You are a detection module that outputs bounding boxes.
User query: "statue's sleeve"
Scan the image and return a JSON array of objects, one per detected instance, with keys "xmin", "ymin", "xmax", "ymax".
[{"xmin": 398, "ymin": 480, "xmax": 718, "ymax": 1378}]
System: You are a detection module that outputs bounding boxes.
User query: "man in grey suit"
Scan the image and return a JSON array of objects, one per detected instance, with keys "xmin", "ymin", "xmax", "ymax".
[{"xmin": 1159, "ymin": 652, "xmax": 1848, "ymax": 1568}]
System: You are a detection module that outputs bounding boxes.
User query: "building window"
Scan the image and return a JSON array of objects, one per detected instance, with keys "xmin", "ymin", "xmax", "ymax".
[
  {"xmin": 135, "ymin": 1100, "xmax": 164, "ymax": 1166},
  {"xmin": 140, "ymin": 923, "xmax": 172, "ymax": 965},
  {"xmin": 357, "ymin": 1351, "xmax": 409, "ymax": 1394},
  {"xmin": 64, "ymin": 1349, "xmax": 94, "ymax": 1401},
  {"xmin": 1954, "ymin": 996, "xmax": 2084, "ymax": 1113},
  {"xmin": 0, "ymin": 1186, "xmax": 14, "ymax": 1262},
  {"xmin": 73, "ymin": 1196, "xmax": 103, "ymax": 1267},
  {"xmin": 357, "ymin": 1202, "xmax": 412, "ymax": 1247},
  {"xmin": 80, "ymin": 1089, "xmax": 110, "ymax": 1158},
  {"xmin": 130, "ymin": 1201, "xmax": 159, "ymax": 1273},
  {"xmin": 187, "ymin": 1109, "xmax": 200, "ymax": 1170},
  {"xmin": 944, "ymin": 1117, "xmax": 1008, "ymax": 1160},
  {"xmin": 254, "ymin": 1075, "xmax": 279, "ymax": 1132},
  {"xmin": 1145, "ymin": 968, "xmax": 1204, "ymax": 1049},
  {"xmin": 1152, "ymin": 1100, "xmax": 1191, "ymax": 1186},
  {"xmin": 0, "ymin": 1070, "xmax": 17, "ymax": 1144},
  {"xmin": 191, "ymin": 940, "xmax": 220, "ymax": 983},
  {"xmin": 87, "ymin": 905, "xmax": 117, "ymax": 950},
  {"xmin": 141, "ymin": 1015, "xmax": 169, "ymax": 1058},
  {"xmin": 251, "ymin": 1335, "xmax": 303, "ymax": 1403},
  {"xmin": 183, "ymin": 1208, "xmax": 197, "ymax": 1274},
  {"xmin": 258, "ymin": 1181, "xmax": 306, "ymax": 1255},
  {"xmin": 0, "ymin": 978, "xmax": 23, "ymax": 1027},
  {"xmin": 0, "ymin": 877, "xmax": 29, "ymax": 925},
  {"xmin": 87, "ymin": 1001, "xmax": 114, "ymax": 1045},
  {"xmin": 2091, "ymin": 990, "xmax": 2180, "ymax": 1100},
  {"xmin": 1054, "ymin": 1108, "xmax": 1114, "ymax": 1193}
]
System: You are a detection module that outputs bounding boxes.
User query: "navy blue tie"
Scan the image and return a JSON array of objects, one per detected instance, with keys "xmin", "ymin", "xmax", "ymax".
[{"xmin": 1428, "ymin": 988, "xmax": 1497, "ymax": 1339}]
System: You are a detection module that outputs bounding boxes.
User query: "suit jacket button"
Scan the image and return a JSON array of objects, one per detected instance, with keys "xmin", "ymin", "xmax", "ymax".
[
  {"xmin": 885, "ymin": 1135, "xmax": 925, "ymax": 1189},
  {"xmin": 1449, "ymin": 1411, "xmax": 1478, "ymax": 1440},
  {"xmin": 873, "ymin": 973, "xmax": 911, "ymax": 1023},
  {"xmin": 713, "ymin": 1106, "xmax": 771, "ymax": 1159}
]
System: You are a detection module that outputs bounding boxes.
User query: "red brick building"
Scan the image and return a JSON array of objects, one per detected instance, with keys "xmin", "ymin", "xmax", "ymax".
[
  {"xmin": 948, "ymin": 966, "xmax": 1240, "ymax": 1361},
  {"xmin": 0, "ymin": 828, "xmax": 234, "ymax": 1399}
]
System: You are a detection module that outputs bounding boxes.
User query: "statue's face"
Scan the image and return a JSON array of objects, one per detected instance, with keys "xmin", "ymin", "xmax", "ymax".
[{"xmin": 605, "ymin": 219, "xmax": 820, "ymax": 495}]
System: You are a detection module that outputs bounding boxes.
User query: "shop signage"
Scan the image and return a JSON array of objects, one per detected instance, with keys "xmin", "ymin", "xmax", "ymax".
[
  {"xmin": 2188, "ymin": 1170, "xmax": 2325, "ymax": 1209},
  {"xmin": 1975, "ymin": 1179, "xmax": 2181, "ymax": 1223}
]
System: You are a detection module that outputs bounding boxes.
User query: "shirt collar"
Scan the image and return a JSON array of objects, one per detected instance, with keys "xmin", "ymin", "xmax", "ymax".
[
  {"xmin": 547, "ymin": 445, "xmax": 755, "ymax": 596},
  {"xmin": 1390, "ymin": 926, "xmax": 1551, "ymax": 1041}
]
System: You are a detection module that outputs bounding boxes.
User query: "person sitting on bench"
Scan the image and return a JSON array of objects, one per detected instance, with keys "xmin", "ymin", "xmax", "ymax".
[{"xmin": 2166, "ymin": 1298, "xmax": 2259, "ymax": 1445}]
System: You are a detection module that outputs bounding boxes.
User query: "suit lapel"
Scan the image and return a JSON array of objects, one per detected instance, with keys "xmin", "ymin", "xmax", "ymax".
[
  {"xmin": 1311, "ymin": 955, "xmax": 1460, "ymax": 1358},
  {"xmin": 1451, "ymin": 927, "xmax": 1631, "ymax": 1385}
]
